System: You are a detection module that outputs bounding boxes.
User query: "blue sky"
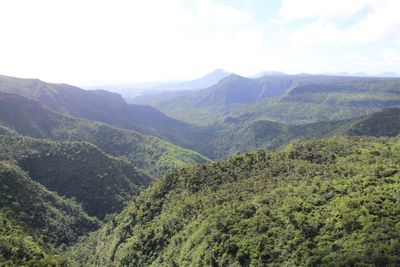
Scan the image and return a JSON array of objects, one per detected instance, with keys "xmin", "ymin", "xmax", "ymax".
[{"xmin": 0, "ymin": 0, "xmax": 399, "ymax": 86}]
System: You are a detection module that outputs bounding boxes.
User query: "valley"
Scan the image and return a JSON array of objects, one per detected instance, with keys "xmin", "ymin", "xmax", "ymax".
[{"xmin": 0, "ymin": 72, "xmax": 399, "ymax": 266}]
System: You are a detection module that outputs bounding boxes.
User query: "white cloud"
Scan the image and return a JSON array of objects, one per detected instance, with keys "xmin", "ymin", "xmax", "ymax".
[
  {"xmin": 340, "ymin": 2, "xmax": 400, "ymax": 44},
  {"xmin": 196, "ymin": 0, "xmax": 253, "ymax": 25},
  {"xmin": 289, "ymin": 0, "xmax": 400, "ymax": 45},
  {"xmin": 0, "ymin": 0, "xmax": 196, "ymax": 84},
  {"xmin": 383, "ymin": 48, "xmax": 400, "ymax": 65},
  {"xmin": 292, "ymin": 18, "xmax": 339, "ymax": 45},
  {"xmin": 279, "ymin": 0, "xmax": 371, "ymax": 21},
  {"xmin": 0, "ymin": 0, "xmax": 263, "ymax": 85},
  {"xmin": 345, "ymin": 54, "xmax": 367, "ymax": 62},
  {"xmin": 0, "ymin": 0, "xmax": 397, "ymax": 84}
]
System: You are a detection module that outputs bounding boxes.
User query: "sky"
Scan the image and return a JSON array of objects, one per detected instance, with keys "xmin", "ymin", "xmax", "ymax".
[{"xmin": 0, "ymin": 0, "xmax": 399, "ymax": 86}]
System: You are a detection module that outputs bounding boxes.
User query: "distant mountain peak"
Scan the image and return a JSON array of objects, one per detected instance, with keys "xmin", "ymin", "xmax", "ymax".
[
  {"xmin": 222, "ymin": 73, "xmax": 244, "ymax": 80},
  {"xmin": 217, "ymin": 73, "xmax": 247, "ymax": 85},
  {"xmin": 200, "ymin": 68, "xmax": 231, "ymax": 81},
  {"xmin": 207, "ymin": 68, "xmax": 228, "ymax": 75}
]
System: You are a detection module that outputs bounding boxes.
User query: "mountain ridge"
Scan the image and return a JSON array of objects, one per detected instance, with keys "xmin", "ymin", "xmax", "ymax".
[
  {"xmin": 0, "ymin": 74, "xmax": 193, "ymax": 145},
  {"xmin": 0, "ymin": 161, "xmax": 99, "ymax": 265},
  {"xmin": 182, "ymin": 107, "xmax": 400, "ymax": 159},
  {"xmin": 0, "ymin": 134, "xmax": 151, "ymax": 219},
  {"xmin": 153, "ymin": 74, "xmax": 400, "ymax": 125},
  {"xmin": 0, "ymin": 92, "xmax": 209, "ymax": 177}
]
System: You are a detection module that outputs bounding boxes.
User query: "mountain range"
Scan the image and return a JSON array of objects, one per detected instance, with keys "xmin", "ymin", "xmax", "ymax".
[
  {"xmin": 319, "ymin": 71, "xmax": 399, "ymax": 77},
  {"xmin": 0, "ymin": 74, "xmax": 194, "ymax": 145},
  {"xmin": 1, "ymin": 71, "xmax": 399, "ymax": 266},
  {"xmin": 151, "ymin": 74, "xmax": 400, "ymax": 125},
  {"xmin": 182, "ymin": 107, "xmax": 400, "ymax": 159},
  {"xmin": 90, "ymin": 69, "xmax": 231, "ymax": 102},
  {"xmin": 0, "ymin": 91, "xmax": 208, "ymax": 176}
]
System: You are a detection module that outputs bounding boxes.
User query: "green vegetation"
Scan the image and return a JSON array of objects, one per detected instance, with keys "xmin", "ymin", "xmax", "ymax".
[
  {"xmin": 0, "ymin": 135, "xmax": 150, "ymax": 219},
  {"xmin": 181, "ymin": 108, "xmax": 400, "ymax": 159},
  {"xmin": 240, "ymin": 80, "xmax": 400, "ymax": 124},
  {"xmin": 0, "ymin": 92, "xmax": 209, "ymax": 177},
  {"xmin": 0, "ymin": 74, "xmax": 194, "ymax": 145},
  {"xmin": 0, "ymin": 161, "xmax": 98, "ymax": 244},
  {"xmin": 155, "ymin": 74, "xmax": 298, "ymax": 125},
  {"xmin": 0, "ymin": 161, "xmax": 98, "ymax": 266},
  {"xmin": 0, "ymin": 126, "xmax": 15, "ymax": 136},
  {"xmin": 1, "ymin": 73, "xmax": 400, "ymax": 266},
  {"xmin": 70, "ymin": 136, "xmax": 400, "ymax": 266},
  {"xmin": 347, "ymin": 108, "xmax": 400, "ymax": 137},
  {"xmin": 154, "ymin": 75, "xmax": 400, "ymax": 125},
  {"xmin": 0, "ymin": 213, "xmax": 68, "ymax": 267},
  {"xmin": 4, "ymin": 74, "xmax": 399, "ymax": 166}
]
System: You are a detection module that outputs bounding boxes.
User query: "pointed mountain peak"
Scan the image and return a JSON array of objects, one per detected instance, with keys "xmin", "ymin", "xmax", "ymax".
[
  {"xmin": 220, "ymin": 73, "xmax": 245, "ymax": 82},
  {"xmin": 201, "ymin": 69, "xmax": 231, "ymax": 80}
]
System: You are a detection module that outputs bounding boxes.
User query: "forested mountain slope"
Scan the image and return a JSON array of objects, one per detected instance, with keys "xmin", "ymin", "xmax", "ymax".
[
  {"xmin": 231, "ymin": 78, "xmax": 400, "ymax": 124},
  {"xmin": 0, "ymin": 74, "xmax": 192, "ymax": 144},
  {"xmin": 0, "ymin": 161, "xmax": 98, "ymax": 266},
  {"xmin": 154, "ymin": 75, "xmax": 400, "ymax": 125},
  {"xmin": 70, "ymin": 136, "xmax": 400, "ymax": 266},
  {"xmin": 186, "ymin": 108, "xmax": 400, "ymax": 159},
  {"xmin": 0, "ymin": 92, "xmax": 209, "ymax": 176},
  {"xmin": 0, "ymin": 135, "xmax": 150, "ymax": 219},
  {"xmin": 157, "ymin": 74, "xmax": 363, "ymax": 109},
  {"xmin": 2, "ymin": 89, "xmax": 397, "ymax": 166}
]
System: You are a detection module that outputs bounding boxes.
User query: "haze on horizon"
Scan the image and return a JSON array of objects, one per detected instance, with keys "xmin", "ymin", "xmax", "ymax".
[{"xmin": 0, "ymin": 0, "xmax": 399, "ymax": 87}]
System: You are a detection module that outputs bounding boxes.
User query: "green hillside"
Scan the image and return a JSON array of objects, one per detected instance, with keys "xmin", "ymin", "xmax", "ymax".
[
  {"xmin": 1, "ymin": 87, "xmax": 397, "ymax": 167},
  {"xmin": 154, "ymin": 74, "xmax": 297, "ymax": 124},
  {"xmin": 0, "ymin": 135, "xmax": 150, "ymax": 219},
  {"xmin": 0, "ymin": 74, "xmax": 193, "ymax": 145},
  {"xmin": 231, "ymin": 79, "xmax": 400, "ymax": 124},
  {"xmin": 346, "ymin": 107, "xmax": 400, "ymax": 137},
  {"xmin": 70, "ymin": 136, "xmax": 400, "ymax": 266},
  {"xmin": 0, "ymin": 92, "xmax": 209, "ymax": 177},
  {"xmin": 154, "ymin": 75, "xmax": 400, "ymax": 125},
  {"xmin": 181, "ymin": 108, "xmax": 400, "ymax": 159},
  {"xmin": 0, "ymin": 161, "xmax": 98, "ymax": 266}
]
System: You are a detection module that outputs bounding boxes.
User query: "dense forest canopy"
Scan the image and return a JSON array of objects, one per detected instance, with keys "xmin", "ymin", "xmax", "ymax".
[{"xmin": 70, "ymin": 136, "xmax": 400, "ymax": 266}]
